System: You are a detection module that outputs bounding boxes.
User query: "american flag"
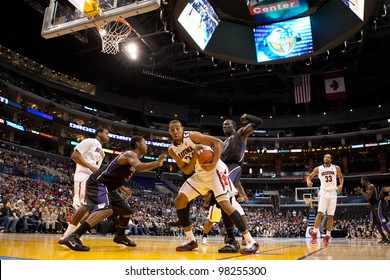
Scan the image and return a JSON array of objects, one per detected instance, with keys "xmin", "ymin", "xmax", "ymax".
[{"xmin": 293, "ymin": 74, "xmax": 311, "ymax": 104}]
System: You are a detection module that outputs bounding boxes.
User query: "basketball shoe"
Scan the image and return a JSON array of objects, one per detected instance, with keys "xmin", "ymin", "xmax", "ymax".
[
  {"xmin": 202, "ymin": 236, "xmax": 208, "ymax": 245},
  {"xmin": 176, "ymin": 239, "xmax": 198, "ymax": 251},
  {"xmin": 218, "ymin": 238, "xmax": 240, "ymax": 253},
  {"xmin": 240, "ymin": 240, "xmax": 259, "ymax": 255},
  {"xmin": 311, "ymin": 232, "xmax": 317, "ymax": 245},
  {"xmin": 378, "ymin": 236, "xmax": 389, "ymax": 243},
  {"xmin": 62, "ymin": 234, "xmax": 90, "ymax": 251},
  {"xmin": 323, "ymin": 235, "xmax": 330, "ymax": 246},
  {"xmin": 113, "ymin": 235, "xmax": 137, "ymax": 247}
]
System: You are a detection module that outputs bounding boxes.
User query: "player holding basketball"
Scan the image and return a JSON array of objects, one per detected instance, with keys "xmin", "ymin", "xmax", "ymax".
[
  {"xmin": 168, "ymin": 119, "xmax": 259, "ymax": 254},
  {"xmin": 202, "ymin": 114, "xmax": 263, "ymax": 252},
  {"xmin": 355, "ymin": 177, "xmax": 390, "ymax": 244},
  {"xmin": 62, "ymin": 135, "xmax": 167, "ymax": 251},
  {"xmin": 59, "ymin": 127, "xmax": 109, "ymax": 246},
  {"xmin": 306, "ymin": 154, "xmax": 343, "ymax": 246}
]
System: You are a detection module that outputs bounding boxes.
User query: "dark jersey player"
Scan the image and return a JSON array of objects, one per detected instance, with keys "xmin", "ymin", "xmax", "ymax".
[
  {"xmin": 62, "ymin": 135, "xmax": 167, "ymax": 251},
  {"xmin": 202, "ymin": 114, "xmax": 263, "ymax": 252},
  {"xmin": 355, "ymin": 177, "xmax": 390, "ymax": 245}
]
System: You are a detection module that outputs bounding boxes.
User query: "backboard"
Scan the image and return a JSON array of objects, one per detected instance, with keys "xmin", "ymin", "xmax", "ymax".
[
  {"xmin": 41, "ymin": 0, "xmax": 161, "ymax": 39},
  {"xmin": 295, "ymin": 187, "xmax": 319, "ymax": 203}
]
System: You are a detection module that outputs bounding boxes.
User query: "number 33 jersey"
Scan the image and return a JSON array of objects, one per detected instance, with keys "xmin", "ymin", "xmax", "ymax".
[{"xmin": 318, "ymin": 164, "xmax": 338, "ymax": 192}]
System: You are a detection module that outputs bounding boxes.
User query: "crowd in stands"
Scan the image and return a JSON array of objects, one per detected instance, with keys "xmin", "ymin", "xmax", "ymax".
[
  {"xmin": 0, "ymin": 140, "xmax": 387, "ymax": 241},
  {"xmin": 0, "ymin": 173, "xmax": 382, "ymax": 241},
  {"xmin": 0, "ymin": 143, "xmax": 72, "ymax": 183}
]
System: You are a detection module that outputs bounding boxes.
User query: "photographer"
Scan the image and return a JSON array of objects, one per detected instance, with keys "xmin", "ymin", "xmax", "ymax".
[{"xmin": 355, "ymin": 177, "xmax": 390, "ymax": 244}]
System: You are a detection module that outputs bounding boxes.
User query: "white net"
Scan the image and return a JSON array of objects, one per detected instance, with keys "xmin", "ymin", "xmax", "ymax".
[{"xmin": 97, "ymin": 19, "xmax": 132, "ymax": 55}]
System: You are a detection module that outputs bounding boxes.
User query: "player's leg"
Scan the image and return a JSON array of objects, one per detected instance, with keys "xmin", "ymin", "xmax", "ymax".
[
  {"xmin": 323, "ymin": 195, "xmax": 337, "ymax": 246},
  {"xmin": 212, "ymin": 163, "xmax": 258, "ymax": 254},
  {"xmin": 217, "ymin": 206, "xmax": 240, "ymax": 253},
  {"xmin": 110, "ymin": 190, "xmax": 137, "ymax": 247},
  {"xmin": 227, "ymin": 164, "xmax": 248, "ymax": 245},
  {"xmin": 175, "ymin": 178, "xmax": 202, "ymax": 251},
  {"xmin": 59, "ymin": 181, "xmax": 88, "ymax": 242},
  {"xmin": 202, "ymin": 204, "xmax": 220, "ymax": 245},
  {"xmin": 311, "ymin": 191, "xmax": 327, "ymax": 244},
  {"xmin": 374, "ymin": 202, "xmax": 390, "ymax": 244},
  {"xmin": 62, "ymin": 182, "xmax": 113, "ymax": 251},
  {"xmin": 202, "ymin": 220, "xmax": 213, "ymax": 244},
  {"xmin": 217, "ymin": 199, "xmax": 258, "ymax": 254}
]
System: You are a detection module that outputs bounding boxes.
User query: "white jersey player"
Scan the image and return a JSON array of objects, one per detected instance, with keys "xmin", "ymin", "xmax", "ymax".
[
  {"xmin": 59, "ymin": 127, "xmax": 109, "ymax": 245},
  {"xmin": 168, "ymin": 119, "xmax": 259, "ymax": 254},
  {"xmin": 307, "ymin": 154, "xmax": 343, "ymax": 246},
  {"xmin": 72, "ymin": 137, "xmax": 106, "ymax": 208}
]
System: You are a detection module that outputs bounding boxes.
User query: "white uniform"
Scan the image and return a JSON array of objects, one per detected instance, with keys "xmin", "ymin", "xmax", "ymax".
[
  {"xmin": 73, "ymin": 138, "xmax": 105, "ymax": 208},
  {"xmin": 170, "ymin": 131, "xmax": 238, "ymax": 203},
  {"xmin": 317, "ymin": 164, "xmax": 338, "ymax": 215}
]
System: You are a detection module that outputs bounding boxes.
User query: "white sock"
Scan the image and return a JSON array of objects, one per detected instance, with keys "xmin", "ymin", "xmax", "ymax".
[
  {"xmin": 243, "ymin": 232, "xmax": 255, "ymax": 244},
  {"xmin": 62, "ymin": 224, "xmax": 77, "ymax": 239},
  {"xmin": 185, "ymin": 230, "xmax": 196, "ymax": 241},
  {"xmin": 313, "ymin": 228, "xmax": 318, "ymax": 233},
  {"xmin": 326, "ymin": 231, "xmax": 331, "ymax": 236}
]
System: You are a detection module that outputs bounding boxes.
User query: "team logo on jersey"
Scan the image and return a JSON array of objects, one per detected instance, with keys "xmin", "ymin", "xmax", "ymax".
[
  {"xmin": 177, "ymin": 146, "xmax": 195, "ymax": 160},
  {"xmin": 95, "ymin": 147, "xmax": 105, "ymax": 158},
  {"xmin": 321, "ymin": 170, "xmax": 335, "ymax": 176}
]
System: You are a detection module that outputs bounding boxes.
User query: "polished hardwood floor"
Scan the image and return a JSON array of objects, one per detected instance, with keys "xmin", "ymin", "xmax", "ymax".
[{"xmin": 0, "ymin": 233, "xmax": 389, "ymax": 260}]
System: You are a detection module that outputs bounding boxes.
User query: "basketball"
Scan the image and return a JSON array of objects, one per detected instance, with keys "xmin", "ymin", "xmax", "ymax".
[{"xmin": 198, "ymin": 150, "xmax": 214, "ymax": 164}]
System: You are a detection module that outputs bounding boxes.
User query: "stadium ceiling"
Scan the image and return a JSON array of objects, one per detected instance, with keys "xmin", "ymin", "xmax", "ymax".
[{"xmin": 2, "ymin": 1, "xmax": 390, "ymax": 108}]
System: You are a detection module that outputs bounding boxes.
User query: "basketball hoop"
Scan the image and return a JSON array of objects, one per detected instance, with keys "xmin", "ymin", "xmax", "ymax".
[
  {"xmin": 97, "ymin": 19, "xmax": 132, "ymax": 55},
  {"xmin": 304, "ymin": 197, "xmax": 311, "ymax": 205}
]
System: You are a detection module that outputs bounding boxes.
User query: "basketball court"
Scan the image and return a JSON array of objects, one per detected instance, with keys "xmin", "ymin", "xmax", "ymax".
[{"xmin": 0, "ymin": 233, "xmax": 388, "ymax": 260}]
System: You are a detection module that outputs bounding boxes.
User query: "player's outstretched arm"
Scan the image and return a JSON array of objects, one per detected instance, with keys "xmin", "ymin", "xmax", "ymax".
[
  {"xmin": 135, "ymin": 153, "xmax": 167, "ymax": 172},
  {"xmin": 240, "ymin": 114, "xmax": 263, "ymax": 138},
  {"xmin": 118, "ymin": 151, "xmax": 166, "ymax": 172}
]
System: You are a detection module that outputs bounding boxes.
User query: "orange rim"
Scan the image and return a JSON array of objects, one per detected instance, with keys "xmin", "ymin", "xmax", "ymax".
[{"xmin": 96, "ymin": 19, "xmax": 132, "ymax": 35}]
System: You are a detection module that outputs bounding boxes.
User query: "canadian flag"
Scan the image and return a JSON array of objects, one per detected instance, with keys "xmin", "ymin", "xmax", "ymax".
[{"xmin": 324, "ymin": 70, "xmax": 346, "ymax": 100}]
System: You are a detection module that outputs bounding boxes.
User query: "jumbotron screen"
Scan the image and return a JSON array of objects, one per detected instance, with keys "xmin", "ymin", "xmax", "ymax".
[
  {"xmin": 178, "ymin": 0, "xmax": 220, "ymax": 50},
  {"xmin": 254, "ymin": 16, "xmax": 314, "ymax": 62},
  {"xmin": 341, "ymin": 0, "xmax": 365, "ymax": 20}
]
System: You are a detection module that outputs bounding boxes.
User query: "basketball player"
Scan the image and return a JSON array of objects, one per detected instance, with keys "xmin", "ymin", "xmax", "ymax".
[
  {"xmin": 355, "ymin": 177, "xmax": 390, "ymax": 244},
  {"xmin": 168, "ymin": 119, "xmax": 259, "ymax": 254},
  {"xmin": 59, "ymin": 127, "xmax": 109, "ymax": 246},
  {"xmin": 61, "ymin": 135, "xmax": 167, "ymax": 251},
  {"xmin": 202, "ymin": 114, "xmax": 263, "ymax": 252},
  {"xmin": 306, "ymin": 154, "xmax": 343, "ymax": 246}
]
